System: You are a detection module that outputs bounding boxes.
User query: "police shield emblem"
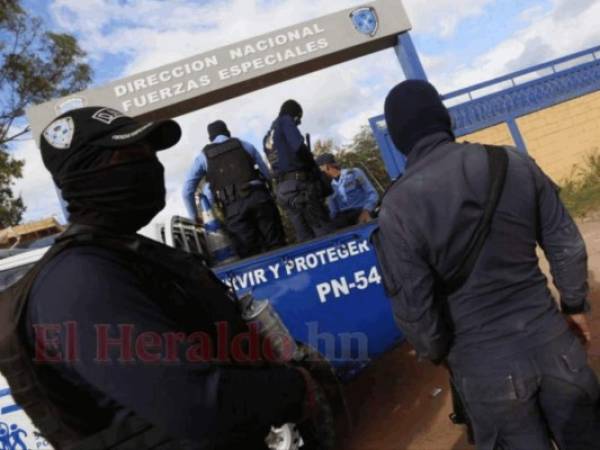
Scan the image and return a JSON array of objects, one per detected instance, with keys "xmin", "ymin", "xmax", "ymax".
[
  {"xmin": 43, "ymin": 117, "xmax": 75, "ymax": 150},
  {"xmin": 350, "ymin": 7, "xmax": 379, "ymax": 37}
]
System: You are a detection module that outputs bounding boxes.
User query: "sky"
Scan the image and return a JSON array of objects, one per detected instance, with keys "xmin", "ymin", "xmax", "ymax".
[{"xmin": 10, "ymin": 0, "xmax": 600, "ymax": 233}]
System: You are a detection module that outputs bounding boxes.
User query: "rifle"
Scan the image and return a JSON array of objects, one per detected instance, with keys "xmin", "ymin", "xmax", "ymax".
[{"xmin": 448, "ymin": 378, "xmax": 475, "ymax": 445}]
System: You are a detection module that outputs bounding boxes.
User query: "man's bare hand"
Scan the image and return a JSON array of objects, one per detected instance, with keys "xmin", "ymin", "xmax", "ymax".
[
  {"xmin": 565, "ymin": 313, "xmax": 592, "ymax": 349},
  {"xmin": 358, "ymin": 210, "xmax": 372, "ymax": 224}
]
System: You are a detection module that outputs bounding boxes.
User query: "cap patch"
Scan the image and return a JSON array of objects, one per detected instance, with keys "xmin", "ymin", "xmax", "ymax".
[
  {"xmin": 92, "ymin": 107, "xmax": 124, "ymax": 125},
  {"xmin": 43, "ymin": 117, "xmax": 75, "ymax": 150},
  {"xmin": 112, "ymin": 123, "xmax": 154, "ymax": 141},
  {"xmin": 55, "ymin": 97, "xmax": 87, "ymax": 115}
]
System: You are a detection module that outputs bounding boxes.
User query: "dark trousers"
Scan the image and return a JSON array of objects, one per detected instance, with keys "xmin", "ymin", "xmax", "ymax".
[
  {"xmin": 332, "ymin": 208, "xmax": 363, "ymax": 230},
  {"xmin": 223, "ymin": 188, "xmax": 286, "ymax": 258},
  {"xmin": 215, "ymin": 435, "xmax": 268, "ymax": 450},
  {"xmin": 451, "ymin": 332, "xmax": 600, "ymax": 450},
  {"xmin": 276, "ymin": 179, "xmax": 334, "ymax": 242}
]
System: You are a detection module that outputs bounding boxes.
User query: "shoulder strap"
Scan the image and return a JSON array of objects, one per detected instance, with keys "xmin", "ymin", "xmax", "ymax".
[{"xmin": 443, "ymin": 145, "xmax": 509, "ymax": 294}]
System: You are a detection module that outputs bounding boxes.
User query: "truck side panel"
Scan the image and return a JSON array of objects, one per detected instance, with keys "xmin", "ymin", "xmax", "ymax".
[{"xmin": 214, "ymin": 223, "xmax": 403, "ymax": 379}]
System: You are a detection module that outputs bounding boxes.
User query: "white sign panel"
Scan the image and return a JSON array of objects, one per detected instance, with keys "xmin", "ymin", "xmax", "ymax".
[{"xmin": 27, "ymin": 0, "xmax": 411, "ymax": 141}]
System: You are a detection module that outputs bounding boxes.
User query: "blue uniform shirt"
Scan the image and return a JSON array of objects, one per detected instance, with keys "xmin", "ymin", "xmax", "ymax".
[
  {"xmin": 327, "ymin": 168, "xmax": 379, "ymax": 219},
  {"xmin": 271, "ymin": 115, "xmax": 313, "ymax": 175},
  {"xmin": 182, "ymin": 135, "xmax": 271, "ymax": 219}
]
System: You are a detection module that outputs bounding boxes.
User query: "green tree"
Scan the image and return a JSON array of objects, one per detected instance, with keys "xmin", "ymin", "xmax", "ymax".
[
  {"xmin": 560, "ymin": 150, "xmax": 600, "ymax": 218},
  {"xmin": 0, "ymin": 0, "xmax": 92, "ymax": 227},
  {"xmin": 312, "ymin": 138, "xmax": 336, "ymax": 156},
  {"xmin": 314, "ymin": 127, "xmax": 390, "ymax": 194},
  {"xmin": 337, "ymin": 126, "xmax": 390, "ymax": 194}
]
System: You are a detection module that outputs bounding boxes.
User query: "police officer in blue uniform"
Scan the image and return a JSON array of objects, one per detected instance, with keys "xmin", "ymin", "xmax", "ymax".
[
  {"xmin": 264, "ymin": 100, "xmax": 334, "ymax": 242},
  {"xmin": 183, "ymin": 120, "xmax": 285, "ymax": 258},
  {"xmin": 2, "ymin": 107, "xmax": 315, "ymax": 450},
  {"xmin": 373, "ymin": 80, "xmax": 600, "ymax": 449},
  {"xmin": 315, "ymin": 153, "xmax": 379, "ymax": 229}
]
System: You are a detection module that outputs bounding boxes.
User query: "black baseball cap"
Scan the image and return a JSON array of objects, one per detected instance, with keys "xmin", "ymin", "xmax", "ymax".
[
  {"xmin": 315, "ymin": 153, "xmax": 336, "ymax": 166},
  {"xmin": 207, "ymin": 120, "xmax": 231, "ymax": 142},
  {"xmin": 279, "ymin": 99, "xmax": 303, "ymax": 119},
  {"xmin": 40, "ymin": 106, "xmax": 181, "ymax": 179}
]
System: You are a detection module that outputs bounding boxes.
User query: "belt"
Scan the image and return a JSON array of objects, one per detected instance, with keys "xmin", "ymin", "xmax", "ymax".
[
  {"xmin": 215, "ymin": 182, "xmax": 266, "ymax": 205},
  {"xmin": 278, "ymin": 170, "xmax": 311, "ymax": 182}
]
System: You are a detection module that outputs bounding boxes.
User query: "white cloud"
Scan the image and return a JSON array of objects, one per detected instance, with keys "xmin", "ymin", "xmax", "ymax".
[
  {"xmin": 403, "ymin": 0, "xmax": 495, "ymax": 38},
  {"xmin": 12, "ymin": 139, "xmax": 63, "ymax": 222},
  {"xmin": 15, "ymin": 0, "xmax": 600, "ymax": 225},
  {"xmin": 433, "ymin": 0, "xmax": 600, "ymax": 92},
  {"xmin": 48, "ymin": 0, "xmax": 497, "ymax": 70},
  {"xmin": 43, "ymin": 0, "xmax": 509, "ymax": 152},
  {"xmin": 23, "ymin": 0, "xmax": 411, "ymax": 222}
]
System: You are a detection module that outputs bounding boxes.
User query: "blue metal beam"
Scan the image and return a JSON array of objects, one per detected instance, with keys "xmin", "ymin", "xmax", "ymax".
[
  {"xmin": 507, "ymin": 118, "xmax": 527, "ymax": 153},
  {"xmin": 394, "ymin": 32, "xmax": 428, "ymax": 81},
  {"xmin": 443, "ymin": 44, "xmax": 600, "ymax": 101},
  {"xmin": 368, "ymin": 116, "xmax": 406, "ymax": 180},
  {"xmin": 448, "ymin": 57, "xmax": 600, "ymax": 136},
  {"xmin": 371, "ymin": 46, "xmax": 600, "ymax": 139},
  {"xmin": 368, "ymin": 31, "xmax": 426, "ymax": 180}
]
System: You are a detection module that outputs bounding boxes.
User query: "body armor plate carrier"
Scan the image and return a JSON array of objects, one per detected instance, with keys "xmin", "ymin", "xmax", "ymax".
[
  {"xmin": 0, "ymin": 225, "xmax": 248, "ymax": 450},
  {"xmin": 203, "ymin": 139, "xmax": 261, "ymax": 205}
]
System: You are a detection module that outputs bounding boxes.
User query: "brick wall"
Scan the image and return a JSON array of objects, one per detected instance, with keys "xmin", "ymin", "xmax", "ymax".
[
  {"xmin": 458, "ymin": 123, "xmax": 514, "ymax": 147},
  {"xmin": 460, "ymin": 91, "xmax": 600, "ymax": 184},
  {"xmin": 517, "ymin": 91, "xmax": 600, "ymax": 183}
]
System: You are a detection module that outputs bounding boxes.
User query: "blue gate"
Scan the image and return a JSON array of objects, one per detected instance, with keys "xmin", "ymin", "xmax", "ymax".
[{"xmin": 370, "ymin": 45, "xmax": 600, "ymax": 180}]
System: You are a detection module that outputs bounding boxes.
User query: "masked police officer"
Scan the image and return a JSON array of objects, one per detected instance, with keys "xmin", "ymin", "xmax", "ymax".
[
  {"xmin": 373, "ymin": 80, "xmax": 600, "ymax": 449},
  {"xmin": 315, "ymin": 153, "xmax": 379, "ymax": 229},
  {"xmin": 182, "ymin": 120, "xmax": 285, "ymax": 258},
  {"xmin": 264, "ymin": 100, "xmax": 334, "ymax": 242},
  {"xmin": 0, "ymin": 107, "xmax": 315, "ymax": 450}
]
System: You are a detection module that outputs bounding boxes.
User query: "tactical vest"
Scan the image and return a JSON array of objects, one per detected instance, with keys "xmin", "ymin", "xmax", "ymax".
[
  {"xmin": 267, "ymin": 117, "xmax": 317, "ymax": 177},
  {"xmin": 203, "ymin": 139, "xmax": 260, "ymax": 204},
  {"xmin": 0, "ymin": 225, "xmax": 249, "ymax": 450}
]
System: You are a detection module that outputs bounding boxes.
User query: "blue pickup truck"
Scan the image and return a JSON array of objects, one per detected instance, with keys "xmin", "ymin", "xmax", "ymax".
[{"xmin": 212, "ymin": 221, "xmax": 402, "ymax": 379}]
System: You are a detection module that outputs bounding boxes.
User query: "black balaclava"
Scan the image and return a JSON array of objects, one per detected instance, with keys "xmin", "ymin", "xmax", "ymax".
[
  {"xmin": 58, "ymin": 149, "xmax": 166, "ymax": 234},
  {"xmin": 279, "ymin": 100, "xmax": 303, "ymax": 124},
  {"xmin": 40, "ymin": 107, "xmax": 180, "ymax": 235},
  {"xmin": 207, "ymin": 120, "xmax": 231, "ymax": 142},
  {"xmin": 384, "ymin": 80, "xmax": 454, "ymax": 156}
]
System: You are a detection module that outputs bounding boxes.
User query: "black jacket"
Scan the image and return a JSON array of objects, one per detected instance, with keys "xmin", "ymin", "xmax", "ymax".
[
  {"xmin": 374, "ymin": 132, "xmax": 589, "ymax": 365},
  {"xmin": 25, "ymin": 231, "xmax": 304, "ymax": 448}
]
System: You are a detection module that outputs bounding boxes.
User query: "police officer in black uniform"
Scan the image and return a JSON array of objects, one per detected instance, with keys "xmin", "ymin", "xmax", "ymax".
[
  {"xmin": 264, "ymin": 100, "xmax": 334, "ymax": 242},
  {"xmin": 183, "ymin": 120, "xmax": 285, "ymax": 258},
  {"xmin": 0, "ymin": 107, "xmax": 315, "ymax": 450},
  {"xmin": 373, "ymin": 80, "xmax": 600, "ymax": 449}
]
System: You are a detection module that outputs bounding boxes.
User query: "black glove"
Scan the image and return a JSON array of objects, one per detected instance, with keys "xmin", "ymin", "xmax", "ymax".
[{"xmin": 294, "ymin": 367, "xmax": 336, "ymax": 450}]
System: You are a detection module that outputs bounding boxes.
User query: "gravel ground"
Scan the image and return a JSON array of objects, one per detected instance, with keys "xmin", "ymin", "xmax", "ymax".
[{"xmin": 338, "ymin": 217, "xmax": 600, "ymax": 450}]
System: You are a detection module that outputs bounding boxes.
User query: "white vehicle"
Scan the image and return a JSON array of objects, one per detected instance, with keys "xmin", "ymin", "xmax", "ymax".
[{"xmin": 0, "ymin": 217, "xmax": 205, "ymax": 288}]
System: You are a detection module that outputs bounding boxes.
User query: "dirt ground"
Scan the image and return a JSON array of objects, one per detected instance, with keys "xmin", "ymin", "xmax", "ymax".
[{"xmin": 338, "ymin": 216, "xmax": 600, "ymax": 450}]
